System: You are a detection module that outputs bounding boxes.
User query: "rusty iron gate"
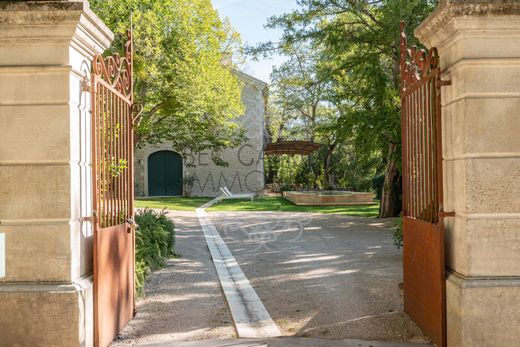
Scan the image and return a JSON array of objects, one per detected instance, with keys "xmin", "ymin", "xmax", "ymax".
[
  {"xmin": 399, "ymin": 22, "xmax": 451, "ymax": 347},
  {"xmin": 91, "ymin": 31, "xmax": 136, "ymax": 347}
]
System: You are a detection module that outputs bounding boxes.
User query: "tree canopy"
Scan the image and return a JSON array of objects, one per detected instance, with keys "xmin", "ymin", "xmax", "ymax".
[
  {"xmin": 253, "ymin": 0, "xmax": 436, "ymax": 217},
  {"xmin": 90, "ymin": 0, "xmax": 246, "ymax": 154}
]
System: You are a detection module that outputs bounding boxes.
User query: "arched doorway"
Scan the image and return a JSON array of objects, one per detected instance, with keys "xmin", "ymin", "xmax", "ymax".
[{"xmin": 148, "ymin": 151, "xmax": 183, "ymax": 196}]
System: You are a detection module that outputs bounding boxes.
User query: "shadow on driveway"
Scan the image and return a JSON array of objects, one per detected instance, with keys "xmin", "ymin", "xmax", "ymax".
[
  {"xmin": 210, "ymin": 211, "xmax": 428, "ymax": 344},
  {"xmin": 111, "ymin": 211, "xmax": 235, "ymax": 346}
]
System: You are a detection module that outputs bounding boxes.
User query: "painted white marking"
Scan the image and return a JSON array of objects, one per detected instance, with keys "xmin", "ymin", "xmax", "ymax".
[
  {"xmin": 196, "ymin": 198, "xmax": 281, "ymax": 338},
  {"xmin": 0, "ymin": 233, "xmax": 5, "ymax": 278}
]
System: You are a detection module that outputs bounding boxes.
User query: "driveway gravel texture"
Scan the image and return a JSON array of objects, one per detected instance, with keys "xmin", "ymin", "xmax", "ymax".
[
  {"xmin": 210, "ymin": 211, "xmax": 427, "ymax": 343},
  {"xmin": 111, "ymin": 211, "xmax": 235, "ymax": 346},
  {"xmin": 112, "ymin": 210, "xmax": 429, "ymax": 346}
]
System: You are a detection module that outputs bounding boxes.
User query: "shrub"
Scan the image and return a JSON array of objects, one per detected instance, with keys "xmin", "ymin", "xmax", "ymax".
[
  {"xmin": 135, "ymin": 259, "xmax": 148, "ymax": 297},
  {"xmin": 134, "ymin": 208, "xmax": 175, "ymax": 296},
  {"xmin": 394, "ymin": 215, "xmax": 403, "ymax": 249},
  {"xmin": 279, "ymin": 184, "xmax": 292, "ymax": 193}
]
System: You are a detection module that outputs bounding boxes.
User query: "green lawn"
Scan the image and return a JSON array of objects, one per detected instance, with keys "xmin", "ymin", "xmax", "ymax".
[
  {"xmin": 135, "ymin": 196, "xmax": 211, "ymax": 211},
  {"xmin": 136, "ymin": 196, "xmax": 380, "ymax": 217}
]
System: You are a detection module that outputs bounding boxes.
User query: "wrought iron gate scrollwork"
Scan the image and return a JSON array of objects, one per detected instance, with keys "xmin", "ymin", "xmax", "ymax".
[
  {"xmin": 399, "ymin": 21, "xmax": 451, "ymax": 347},
  {"xmin": 92, "ymin": 31, "xmax": 133, "ymax": 99},
  {"xmin": 91, "ymin": 30, "xmax": 136, "ymax": 347}
]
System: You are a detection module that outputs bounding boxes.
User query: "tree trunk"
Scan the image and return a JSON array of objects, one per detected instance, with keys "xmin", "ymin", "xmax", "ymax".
[
  {"xmin": 308, "ymin": 154, "xmax": 318, "ymax": 188},
  {"xmin": 378, "ymin": 40, "xmax": 404, "ymax": 218},
  {"xmin": 328, "ymin": 172, "xmax": 337, "ymax": 190},
  {"xmin": 324, "ymin": 144, "xmax": 337, "ymax": 190},
  {"xmin": 379, "ymin": 142, "xmax": 401, "ymax": 218}
]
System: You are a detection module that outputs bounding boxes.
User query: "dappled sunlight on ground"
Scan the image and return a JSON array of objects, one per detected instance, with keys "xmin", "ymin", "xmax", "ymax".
[
  {"xmin": 111, "ymin": 212, "xmax": 235, "ymax": 346},
  {"xmin": 281, "ymin": 254, "xmax": 342, "ymax": 264},
  {"xmin": 113, "ymin": 210, "xmax": 428, "ymax": 346},
  {"xmin": 210, "ymin": 211, "xmax": 427, "ymax": 343}
]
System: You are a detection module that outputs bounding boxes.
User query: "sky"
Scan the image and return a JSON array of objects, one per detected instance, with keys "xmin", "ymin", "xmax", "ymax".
[{"xmin": 211, "ymin": 0, "xmax": 299, "ymax": 84}]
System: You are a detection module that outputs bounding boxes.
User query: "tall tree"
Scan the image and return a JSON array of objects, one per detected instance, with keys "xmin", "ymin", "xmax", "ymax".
[
  {"xmin": 268, "ymin": 44, "xmax": 376, "ymax": 190},
  {"xmin": 269, "ymin": 44, "xmax": 344, "ymax": 188},
  {"xmin": 252, "ymin": 0, "xmax": 436, "ymax": 217},
  {"xmin": 270, "ymin": 45, "xmax": 327, "ymax": 142},
  {"xmin": 90, "ymin": 0, "xmax": 246, "ymax": 155}
]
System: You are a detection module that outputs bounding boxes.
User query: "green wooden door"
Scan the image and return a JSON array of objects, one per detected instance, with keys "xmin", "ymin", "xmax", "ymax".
[{"xmin": 148, "ymin": 151, "xmax": 183, "ymax": 196}]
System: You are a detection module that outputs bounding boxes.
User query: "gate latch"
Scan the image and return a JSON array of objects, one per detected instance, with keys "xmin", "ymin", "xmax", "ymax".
[
  {"xmin": 126, "ymin": 218, "xmax": 139, "ymax": 233},
  {"xmin": 439, "ymin": 211, "xmax": 455, "ymax": 218}
]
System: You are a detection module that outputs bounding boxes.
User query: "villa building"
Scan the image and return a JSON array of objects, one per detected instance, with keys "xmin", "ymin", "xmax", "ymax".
[{"xmin": 134, "ymin": 70, "xmax": 268, "ymax": 197}]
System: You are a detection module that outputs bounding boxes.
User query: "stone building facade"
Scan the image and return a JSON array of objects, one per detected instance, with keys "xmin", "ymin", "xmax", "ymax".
[{"xmin": 134, "ymin": 70, "xmax": 268, "ymax": 197}]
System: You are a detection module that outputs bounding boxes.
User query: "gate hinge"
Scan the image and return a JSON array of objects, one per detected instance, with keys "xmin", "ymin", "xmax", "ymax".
[
  {"xmin": 439, "ymin": 211, "xmax": 455, "ymax": 218},
  {"xmin": 438, "ymin": 79, "xmax": 452, "ymax": 87},
  {"xmin": 80, "ymin": 210, "xmax": 98, "ymax": 223},
  {"xmin": 80, "ymin": 216, "xmax": 96, "ymax": 223}
]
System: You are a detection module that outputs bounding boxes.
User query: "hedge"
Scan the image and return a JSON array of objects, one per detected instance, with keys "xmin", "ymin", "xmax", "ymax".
[{"xmin": 134, "ymin": 208, "xmax": 175, "ymax": 296}]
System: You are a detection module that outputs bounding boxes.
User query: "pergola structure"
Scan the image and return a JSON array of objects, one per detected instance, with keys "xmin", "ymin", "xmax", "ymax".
[{"xmin": 264, "ymin": 140, "xmax": 322, "ymax": 156}]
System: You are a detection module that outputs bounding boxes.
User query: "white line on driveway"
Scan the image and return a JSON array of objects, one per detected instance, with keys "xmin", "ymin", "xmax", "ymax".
[{"xmin": 196, "ymin": 198, "xmax": 282, "ymax": 338}]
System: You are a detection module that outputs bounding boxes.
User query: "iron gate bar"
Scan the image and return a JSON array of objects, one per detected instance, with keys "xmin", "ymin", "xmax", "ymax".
[
  {"xmin": 399, "ymin": 21, "xmax": 452, "ymax": 347},
  {"xmin": 401, "ymin": 46, "xmax": 445, "ymax": 222},
  {"xmin": 92, "ymin": 30, "xmax": 135, "ymax": 347},
  {"xmin": 93, "ymin": 63, "xmax": 133, "ymax": 226}
]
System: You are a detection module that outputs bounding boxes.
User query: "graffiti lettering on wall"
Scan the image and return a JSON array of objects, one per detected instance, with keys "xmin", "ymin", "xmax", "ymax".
[
  {"xmin": 187, "ymin": 170, "xmax": 264, "ymax": 195},
  {"xmin": 184, "ymin": 144, "xmax": 264, "ymax": 168},
  {"xmin": 183, "ymin": 144, "xmax": 265, "ymax": 196}
]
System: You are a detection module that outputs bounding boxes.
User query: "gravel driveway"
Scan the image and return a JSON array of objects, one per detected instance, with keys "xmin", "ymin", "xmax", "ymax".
[
  {"xmin": 112, "ymin": 210, "xmax": 429, "ymax": 346},
  {"xmin": 111, "ymin": 211, "xmax": 235, "ymax": 346},
  {"xmin": 209, "ymin": 211, "xmax": 428, "ymax": 344}
]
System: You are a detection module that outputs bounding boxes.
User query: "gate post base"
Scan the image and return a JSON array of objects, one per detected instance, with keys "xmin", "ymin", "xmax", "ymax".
[
  {"xmin": 0, "ymin": 278, "xmax": 94, "ymax": 347},
  {"xmin": 446, "ymin": 273, "xmax": 520, "ymax": 347},
  {"xmin": 416, "ymin": 1, "xmax": 520, "ymax": 346}
]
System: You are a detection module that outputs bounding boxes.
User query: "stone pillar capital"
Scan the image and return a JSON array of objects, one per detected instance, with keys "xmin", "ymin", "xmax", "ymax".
[
  {"xmin": 415, "ymin": 0, "xmax": 520, "ymax": 51},
  {"xmin": 0, "ymin": 0, "xmax": 113, "ymax": 65}
]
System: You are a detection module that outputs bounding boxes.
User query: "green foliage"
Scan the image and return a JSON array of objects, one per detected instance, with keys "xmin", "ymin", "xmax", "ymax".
[
  {"xmin": 269, "ymin": 44, "xmax": 327, "ymax": 141},
  {"xmin": 135, "ymin": 259, "xmax": 148, "ymax": 297},
  {"xmin": 394, "ymin": 215, "xmax": 404, "ymax": 249},
  {"xmin": 265, "ymin": 155, "xmax": 316, "ymax": 191},
  {"xmin": 134, "ymin": 208, "xmax": 175, "ymax": 296},
  {"xmin": 264, "ymin": 146, "xmax": 381, "ymax": 193},
  {"xmin": 136, "ymin": 197, "xmax": 212, "ymax": 211},
  {"xmin": 90, "ymin": 0, "xmax": 246, "ymax": 155},
  {"xmin": 252, "ymin": 0, "xmax": 436, "ymax": 216},
  {"xmin": 372, "ymin": 174, "xmax": 386, "ymax": 200},
  {"xmin": 321, "ymin": 142, "xmax": 382, "ymax": 191}
]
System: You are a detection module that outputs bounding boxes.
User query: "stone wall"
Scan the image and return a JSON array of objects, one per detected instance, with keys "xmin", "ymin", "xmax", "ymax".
[
  {"xmin": 0, "ymin": 1, "xmax": 113, "ymax": 345},
  {"xmin": 415, "ymin": 1, "xmax": 520, "ymax": 345},
  {"xmin": 134, "ymin": 70, "xmax": 267, "ymax": 197}
]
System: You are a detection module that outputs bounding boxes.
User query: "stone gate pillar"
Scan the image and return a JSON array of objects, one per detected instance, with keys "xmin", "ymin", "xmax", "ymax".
[
  {"xmin": 0, "ymin": 1, "xmax": 113, "ymax": 346},
  {"xmin": 415, "ymin": 1, "xmax": 520, "ymax": 346}
]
